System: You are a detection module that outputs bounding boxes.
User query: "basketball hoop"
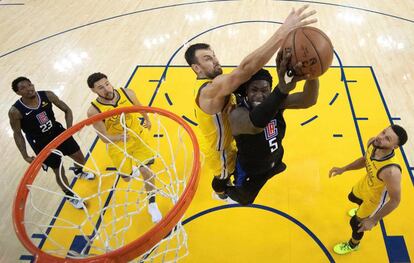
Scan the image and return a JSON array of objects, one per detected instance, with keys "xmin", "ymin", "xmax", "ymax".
[{"xmin": 13, "ymin": 106, "xmax": 200, "ymax": 262}]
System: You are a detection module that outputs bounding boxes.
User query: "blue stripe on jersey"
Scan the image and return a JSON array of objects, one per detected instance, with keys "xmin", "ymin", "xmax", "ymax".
[{"xmin": 221, "ymin": 150, "xmax": 227, "ymax": 179}]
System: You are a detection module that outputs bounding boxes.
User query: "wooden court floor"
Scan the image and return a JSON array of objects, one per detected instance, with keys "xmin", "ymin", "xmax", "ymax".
[{"xmin": 1, "ymin": 1, "xmax": 413, "ymax": 262}]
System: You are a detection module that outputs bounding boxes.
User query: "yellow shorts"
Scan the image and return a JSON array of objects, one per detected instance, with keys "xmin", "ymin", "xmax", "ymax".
[
  {"xmin": 352, "ymin": 188, "xmax": 388, "ymax": 218},
  {"xmin": 107, "ymin": 133, "xmax": 154, "ymax": 175},
  {"xmin": 203, "ymin": 143, "xmax": 236, "ymax": 179}
]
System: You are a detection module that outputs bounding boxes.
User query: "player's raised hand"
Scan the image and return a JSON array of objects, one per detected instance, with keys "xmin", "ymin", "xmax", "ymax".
[
  {"xmin": 277, "ymin": 51, "xmax": 298, "ymax": 94},
  {"xmin": 281, "ymin": 5, "xmax": 317, "ymax": 34},
  {"xmin": 329, "ymin": 167, "xmax": 345, "ymax": 177}
]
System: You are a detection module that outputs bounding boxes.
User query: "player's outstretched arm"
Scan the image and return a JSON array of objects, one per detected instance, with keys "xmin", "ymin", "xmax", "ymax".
[
  {"xmin": 328, "ymin": 156, "xmax": 366, "ymax": 177},
  {"xmin": 87, "ymin": 106, "xmax": 126, "ymax": 143},
  {"xmin": 199, "ymin": 5, "xmax": 317, "ymax": 114},
  {"xmin": 329, "ymin": 137, "xmax": 375, "ymax": 177},
  {"xmin": 9, "ymin": 106, "xmax": 34, "ymax": 163},
  {"xmin": 281, "ymin": 78, "xmax": 319, "ymax": 109},
  {"xmin": 46, "ymin": 91, "xmax": 73, "ymax": 128}
]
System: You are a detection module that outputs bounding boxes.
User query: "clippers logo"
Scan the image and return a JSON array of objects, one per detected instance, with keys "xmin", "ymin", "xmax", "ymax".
[
  {"xmin": 264, "ymin": 119, "xmax": 278, "ymax": 140},
  {"xmin": 36, "ymin": 111, "xmax": 49, "ymax": 125}
]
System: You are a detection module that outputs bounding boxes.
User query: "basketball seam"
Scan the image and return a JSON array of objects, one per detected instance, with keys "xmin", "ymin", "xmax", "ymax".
[
  {"xmin": 302, "ymin": 30, "xmax": 323, "ymax": 75},
  {"xmin": 305, "ymin": 27, "xmax": 333, "ymax": 49}
]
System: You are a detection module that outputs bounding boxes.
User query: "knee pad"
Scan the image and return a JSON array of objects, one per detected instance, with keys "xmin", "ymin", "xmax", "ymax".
[
  {"xmin": 349, "ymin": 215, "xmax": 364, "ymax": 240},
  {"xmin": 212, "ymin": 176, "xmax": 229, "ymax": 193}
]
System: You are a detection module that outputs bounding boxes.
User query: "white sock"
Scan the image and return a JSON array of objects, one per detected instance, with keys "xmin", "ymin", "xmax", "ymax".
[{"xmin": 148, "ymin": 202, "xmax": 162, "ymax": 223}]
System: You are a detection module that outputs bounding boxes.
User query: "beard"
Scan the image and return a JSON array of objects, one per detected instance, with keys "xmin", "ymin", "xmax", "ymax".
[
  {"xmin": 373, "ymin": 139, "xmax": 386, "ymax": 149},
  {"xmin": 205, "ymin": 67, "xmax": 223, "ymax": 79},
  {"xmin": 99, "ymin": 91, "xmax": 115, "ymax": 101}
]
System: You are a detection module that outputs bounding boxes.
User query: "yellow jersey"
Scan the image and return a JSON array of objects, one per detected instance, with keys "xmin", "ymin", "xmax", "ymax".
[
  {"xmin": 193, "ymin": 78, "xmax": 236, "ymax": 178},
  {"xmin": 91, "ymin": 88, "xmax": 143, "ymax": 136},
  {"xmin": 353, "ymin": 143, "xmax": 401, "ymax": 204}
]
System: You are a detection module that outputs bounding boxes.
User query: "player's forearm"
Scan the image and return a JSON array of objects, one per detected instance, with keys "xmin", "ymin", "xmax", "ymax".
[
  {"xmin": 372, "ymin": 198, "xmax": 400, "ymax": 222},
  {"xmin": 342, "ymin": 157, "xmax": 366, "ymax": 172},
  {"xmin": 65, "ymin": 109, "xmax": 73, "ymax": 128},
  {"xmin": 238, "ymin": 31, "xmax": 286, "ymax": 78},
  {"xmin": 301, "ymin": 79, "xmax": 319, "ymax": 107},
  {"xmin": 13, "ymin": 132, "xmax": 29, "ymax": 158},
  {"xmin": 142, "ymin": 113, "xmax": 150, "ymax": 123},
  {"xmin": 249, "ymin": 87, "xmax": 288, "ymax": 128},
  {"xmin": 280, "ymin": 79, "xmax": 319, "ymax": 109}
]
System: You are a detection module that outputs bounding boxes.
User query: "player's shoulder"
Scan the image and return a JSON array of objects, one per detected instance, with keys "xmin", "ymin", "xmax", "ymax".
[
  {"xmin": 379, "ymin": 163, "xmax": 402, "ymax": 181},
  {"xmin": 41, "ymin": 90, "xmax": 58, "ymax": 100},
  {"xmin": 87, "ymin": 103, "xmax": 100, "ymax": 117},
  {"xmin": 8, "ymin": 105, "xmax": 22, "ymax": 119}
]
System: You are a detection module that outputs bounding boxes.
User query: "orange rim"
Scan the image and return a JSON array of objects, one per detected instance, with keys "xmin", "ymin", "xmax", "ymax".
[{"xmin": 13, "ymin": 106, "xmax": 200, "ymax": 263}]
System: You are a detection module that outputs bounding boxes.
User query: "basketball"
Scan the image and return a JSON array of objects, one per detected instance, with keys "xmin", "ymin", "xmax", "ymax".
[{"xmin": 281, "ymin": 26, "xmax": 334, "ymax": 79}]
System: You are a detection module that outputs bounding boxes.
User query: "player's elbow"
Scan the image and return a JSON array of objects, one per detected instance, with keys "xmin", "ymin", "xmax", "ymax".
[
  {"xmin": 389, "ymin": 196, "xmax": 401, "ymax": 207},
  {"xmin": 302, "ymin": 96, "xmax": 318, "ymax": 108}
]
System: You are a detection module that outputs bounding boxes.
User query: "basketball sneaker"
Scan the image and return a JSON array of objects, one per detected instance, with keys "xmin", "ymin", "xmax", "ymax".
[
  {"xmin": 67, "ymin": 196, "xmax": 84, "ymax": 209},
  {"xmin": 148, "ymin": 202, "xmax": 162, "ymax": 223},
  {"xmin": 333, "ymin": 242, "xmax": 359, "ymax": 255},
  {"xmin": 70, "ymin": 167, "xmax": 95, "ymax": 180},
  {"xmin": 348, "ymin": 208, "xmax": 358, "ymax": 217},
  {"xmin": 212, "ymin": 192, "xmax": 238, "ymax": 204},
  {"xmin": 78, "ymin": 171, "xmax": 95, "ymax": 180}
]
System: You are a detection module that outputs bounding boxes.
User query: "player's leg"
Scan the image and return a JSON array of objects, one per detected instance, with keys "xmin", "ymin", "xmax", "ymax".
[
  {"xmin": 27, "ymin": 135, "xmax": 83, "ymax": 208},
  {"xmin": 108, "ymin": 144, "xmax": 133, "ymax": 182},
  {"xmin": 226, "ymin": 174, "xmax": 267, "ymax": 205},
  {"xmin": 131, "ymin": 140, "xmax": 162, "ymax": 223},
  {"xmin": 139, "ymin": 160, "xmax": 162, "ymax": 223},
  {"xmin": 57, "ymin": 132, "xmax": 95, "ymax": 180},
  {"xmin": 211, "ymin": 147, "xmax": 236, "ymax": 198},
  {"xmin": 334, "ymin": 198, "xmax": 373, "ymax": 255},
  {"xmin": 347, "ymin": 191, "xmax": 363, "ymax": 217},
  {"xmin": 47, "ymin": 155, "xmax": 84, "ymax": 209}
]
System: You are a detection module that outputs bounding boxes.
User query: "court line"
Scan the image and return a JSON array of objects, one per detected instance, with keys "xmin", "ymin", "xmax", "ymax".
[
  {"xmin": 329, "ymin": 93, "xmax": 339, "ymax": 106},
  {"xmin": 334, "ymin": 52, "xmax": 365, "ymax": 154},
  {"xmin": 273, "ymin": 0, "xmax": 414, "ymax": 24},
  {"xmin": 0, "ymin": 0, "xmax": 238, "ymax": 59},
  {"xmin": 182, "ymin": 204, "xmax": 335, "ymax": 262},
  {"xmin": 355, "ymin": 117, "xmax": 369, "ymax": 120},
  {"xmin": 0, "ymin": 3, "xmax": 24, "ymax": 5},
  {"xmin": 164, "ymin": 93, "xmax": 173, "ymax": 105},
  {"xmin": 333, "ymin": 134, "xmax": 343, "ymax": 137},
  {"xmin": 300, "ymin": 115, "xmax": 318, "ymax": 126},
  {"xmin": 369, "ymin": 66, "xmax": 414, "ymax": 185},
  {"xmin": 182, "ymin": 115, "xmax": 198, "ymax": 126}
]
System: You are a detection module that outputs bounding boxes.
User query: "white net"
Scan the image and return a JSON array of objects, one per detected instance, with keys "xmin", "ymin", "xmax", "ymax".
[{"xmin": 17, "ymin": 108, "xmax": 199, "ymax": 262}]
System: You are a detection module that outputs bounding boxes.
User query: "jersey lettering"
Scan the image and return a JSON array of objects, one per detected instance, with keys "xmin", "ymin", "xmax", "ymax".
[{"xmin": 265, "ymin": 119, "xmax": 278, "ymax": 152}]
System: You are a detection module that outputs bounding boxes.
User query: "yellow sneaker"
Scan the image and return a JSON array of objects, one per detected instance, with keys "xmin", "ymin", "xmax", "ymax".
[{"xmin": 333, "ymin": 242, "xmax": 359, "ymax": 255}]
